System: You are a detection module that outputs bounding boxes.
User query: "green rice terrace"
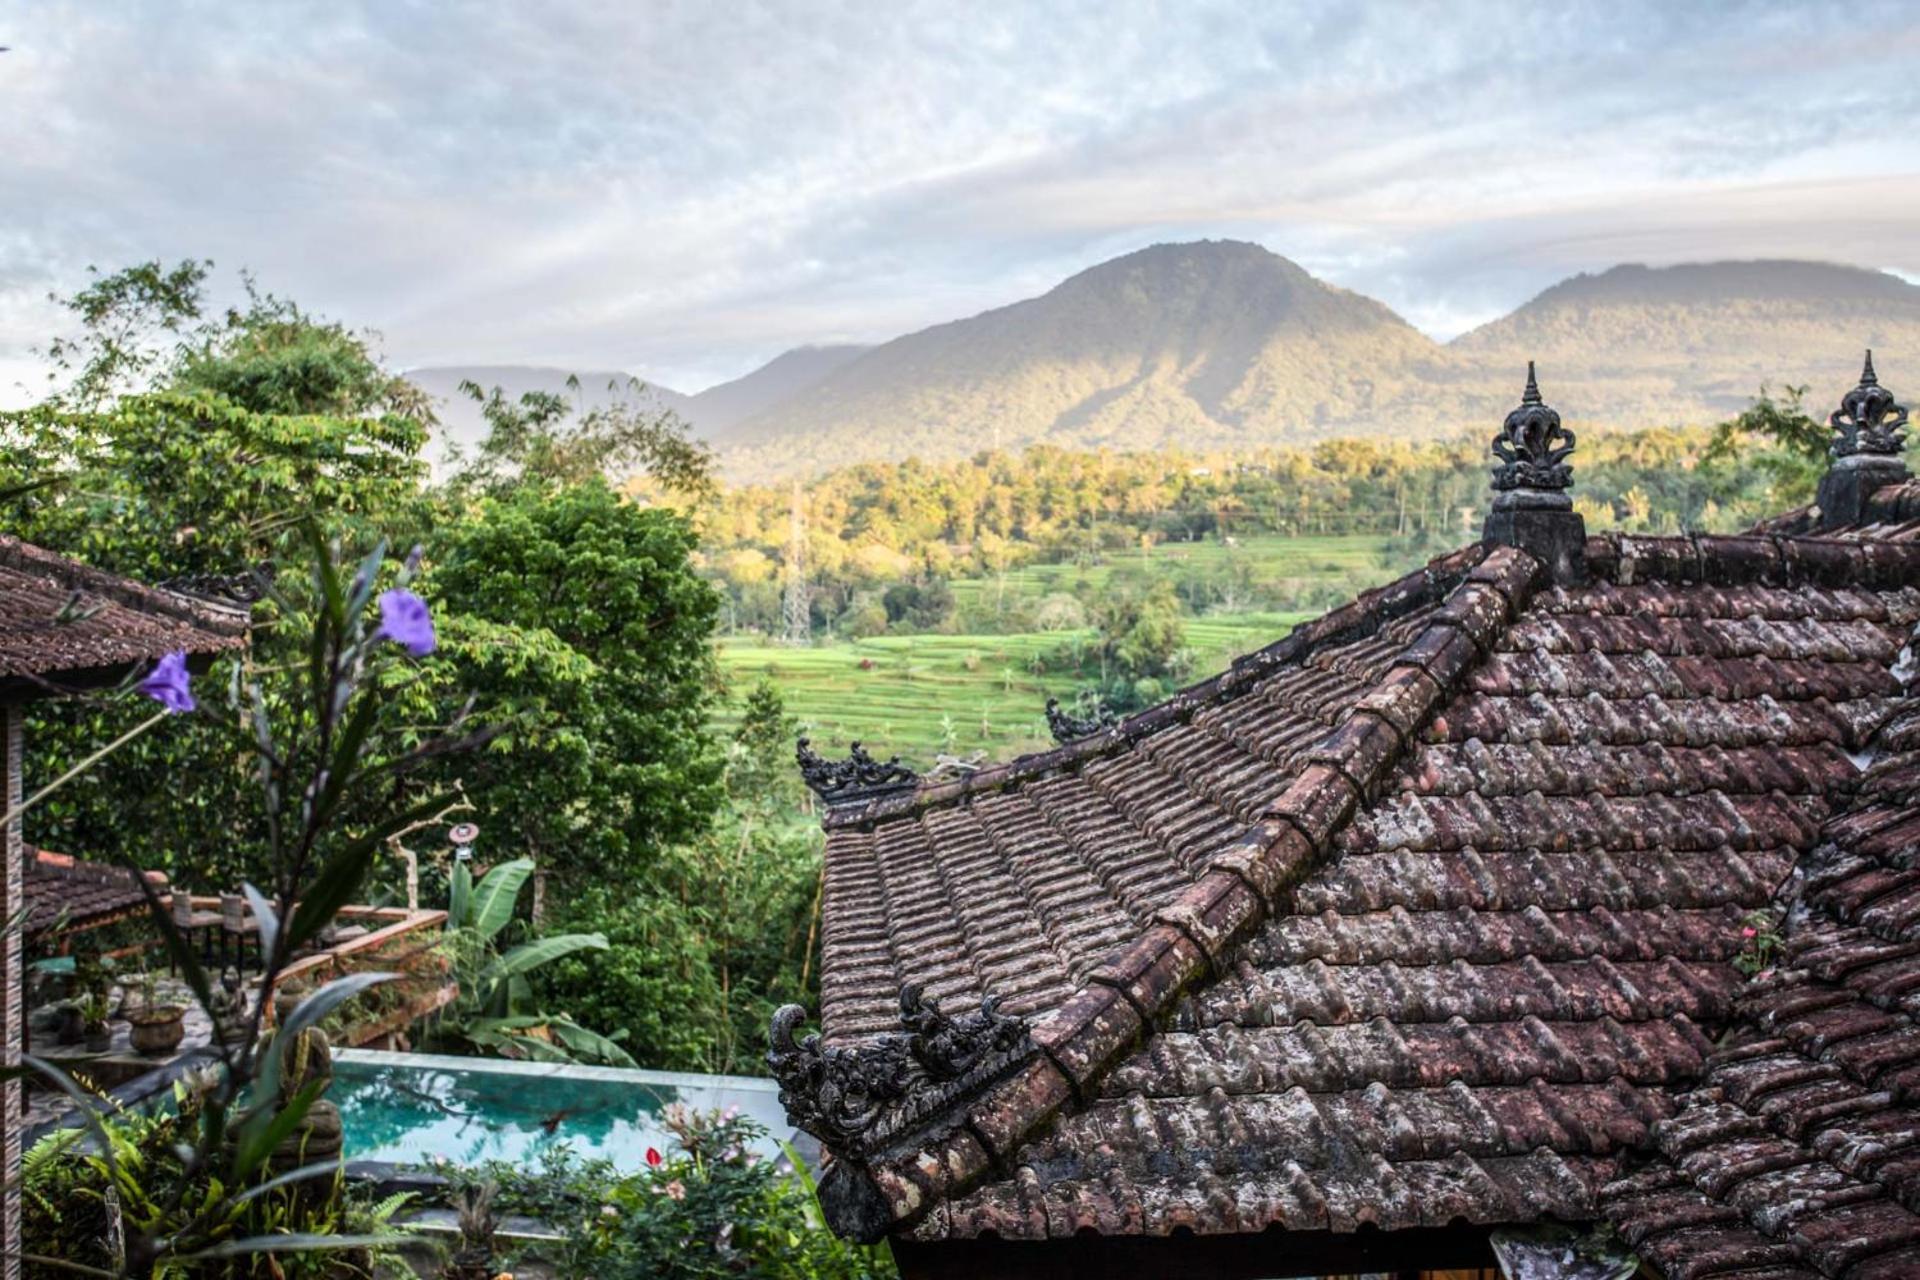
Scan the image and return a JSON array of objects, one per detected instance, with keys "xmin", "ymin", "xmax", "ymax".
[
  {"xmin": 713, "ymin": 533, "xmax": 1399, "ymax": 761},
  {"xmin": 713, "ymin": 615, "xmax": 1307, "ymax": 760}
]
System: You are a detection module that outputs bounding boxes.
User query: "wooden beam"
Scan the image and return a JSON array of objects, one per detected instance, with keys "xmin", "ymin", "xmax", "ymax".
[
  {"xmin": 3, "ymin": 707, "xmax": 24, "ymax": 1280},
  {"xmin": 890, "ymin": 1223, "xmax": 1497, "ymax": 1280}
]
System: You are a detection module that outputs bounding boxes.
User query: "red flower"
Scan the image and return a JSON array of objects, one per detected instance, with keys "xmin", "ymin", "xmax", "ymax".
[
  {"xmin": 1741, "ymin": 926, "xmax": 1759, "ymax": 939},
  {"xmin": 646, "ymin": 1147, "xmax": 663, "ymax": 1167}
]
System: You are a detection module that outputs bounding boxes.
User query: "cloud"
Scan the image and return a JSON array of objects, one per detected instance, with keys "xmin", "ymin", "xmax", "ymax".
[{"xmin": 1, "ymin": 0, "xmax": 1916, "ymax": 401}]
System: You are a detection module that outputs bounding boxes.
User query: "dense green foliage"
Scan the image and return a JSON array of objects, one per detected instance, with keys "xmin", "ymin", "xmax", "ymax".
[
  {"xmin": 542, "ymin": 683, "xmax": 820, "ymax": 1072},
  {"xmin": 428, "ymin": 482, "xmax": 724, "ymax": 885},
  {"xmin": 701, "ymin": 425, "xmax": 1820, "ymax": 641},
  {"xmin": 418, "ymin": 857, "xmax": 633, "ymax": 1065},
  {"xmin": 471, "ymin": 1108, "xmax": 893, "ymax": 1279},
  {"xmin": 21, "ymin": 1087, "xmax": 414, "ymax": 1279},
  {"xmin": 2, "ymin": 263, "xmax": 754, "ymax": 1077}
]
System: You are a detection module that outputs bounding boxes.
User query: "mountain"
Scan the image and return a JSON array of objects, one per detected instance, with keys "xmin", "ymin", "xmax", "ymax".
[
  {"xmin": 406, "ymin": 345, "xmax": 870, "ymax": 461},
  {"xmin": 411, "ymin": 249, "xmax": 1920, "ymax": 482},
  {"xmin": 688, "ymin": 344, "xmax": 870, "ymax": 444},
  {"xmin": 721, "ymin": 241, "xmax": 1454, "ymax": 476},
  {"xmin": 1451, "ymin": 260, "xmax": 1920, "ymax": 426}
]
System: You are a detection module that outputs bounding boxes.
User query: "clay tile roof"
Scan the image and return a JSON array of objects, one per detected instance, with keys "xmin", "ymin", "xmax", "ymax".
[
  {"xmin": 0, "ymin": 534, "xmax": 248, "ymax": 695},
  {"xmin": 1596, "ymin": 519, "xmax": 1920, "ymax": 1277},
  {"xmin": 20, "ymin": 847, "xmax": 163, "ymax": 941},
  {"xmin": 788, "ymin": 527, "xmax": 1920, "ymax": 1261}
]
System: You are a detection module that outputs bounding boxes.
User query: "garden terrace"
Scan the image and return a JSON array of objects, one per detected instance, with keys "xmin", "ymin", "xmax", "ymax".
[
  {"xmin": 272, "ymin": 906, "xmax": 456, "ymax": 1049},
  {"xmin": 787, "ymin": 359, "xmax": 1920, "ymax": 1280},
  {"xmin": 23, "ymin": 905, "xmax": 451, "ymax": 1133}
]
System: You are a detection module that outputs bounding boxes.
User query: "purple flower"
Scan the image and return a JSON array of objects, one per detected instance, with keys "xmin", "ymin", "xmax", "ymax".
[
  {"xmin": 374, "ymin": 589, "xmax": 436, "ymax": 657},
  {"xmin": 138, "ymin": 651, "xmax": 196, "ymax": 713}
]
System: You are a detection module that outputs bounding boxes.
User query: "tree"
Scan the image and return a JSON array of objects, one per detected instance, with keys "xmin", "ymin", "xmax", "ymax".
[
  {"xmin": 1087, "ymin": 570, "xmax": 1189, "ymax": 710},
  {"xmin": 428, "ymin": 480, "xmax": 724, "ymax": 887},
  {"xmin": 452, "ymin": 377, "xmax": 715, "ymax": 500},
  {"xmin": 538, "ymin": 681, "xmax": 820, "ymax": 1073},
  {"xmin": 1703, "ymin": 383, "xmax": 1828, "ymax": 508},
  {"xmin": 41, "ymin": 258, "xmax": 210, "ymax": 408},
  {"xmin": 5, "ymin": 271, "xmax": 435, "ymax": 887},
  {"xmin": 172, "ymin": 279, "xmax": 435, "ymax": 422}
]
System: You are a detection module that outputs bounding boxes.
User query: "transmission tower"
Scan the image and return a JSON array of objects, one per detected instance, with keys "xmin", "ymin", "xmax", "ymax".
[{"xmin": 781, "ymin": 479, "xmax": 810, "ymax": 645}]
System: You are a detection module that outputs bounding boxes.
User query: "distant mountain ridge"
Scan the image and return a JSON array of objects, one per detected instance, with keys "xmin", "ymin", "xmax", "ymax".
[
  {"xmin": 412, "ymin": 244, "xmax": 1920, "ymax": 481},
  {"xmin": 405, "ymin": 344, "xmax": 870, "ymax": 460}
]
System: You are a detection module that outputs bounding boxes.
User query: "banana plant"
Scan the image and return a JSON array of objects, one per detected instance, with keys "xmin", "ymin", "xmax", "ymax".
[{"xmin": 426, "ymin": 857, "xmax": 635, "ymax": 1065}]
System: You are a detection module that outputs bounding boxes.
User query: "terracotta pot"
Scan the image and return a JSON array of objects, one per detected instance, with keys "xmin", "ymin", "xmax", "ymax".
[{"xmin": 127, "ymin": 1006, "xmax": 186, "ymax": 1056}]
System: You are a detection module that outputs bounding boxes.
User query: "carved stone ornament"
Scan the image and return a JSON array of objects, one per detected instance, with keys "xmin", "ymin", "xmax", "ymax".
[
  {"xmin": 159, "ymin": 562, "xmax": 275, "ymax": 605},
  {"xmin": 795, "ymin": 736, "xmax": 916, "ymax": 802},
  {"xmin": 1490, "ymin": 361, "xmax": 1576, "ymax": 495},
  {"xmin": 766, "ymin": 985, "xmax": 1032, "ymax": 1161},
  {"xmin": 1045, "ymin": 696, "xmax": 1115, "ymax": 744},
  {"xmin": 1830, "ymin": 350, "xmax": 1909, "ymax": 459}
]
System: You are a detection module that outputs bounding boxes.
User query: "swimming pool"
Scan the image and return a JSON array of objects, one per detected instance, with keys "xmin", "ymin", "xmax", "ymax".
[{"xmin": 330, "ymin": 1049, "xmax": 795, "ymax": 1173}]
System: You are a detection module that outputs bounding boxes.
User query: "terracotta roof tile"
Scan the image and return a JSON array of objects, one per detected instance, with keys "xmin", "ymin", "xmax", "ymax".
[
  {"xmin": 20, "ymin": 847, "xmax": 162, "ymax": 939},
  {"xmin": 0, "ymin": 535, "xmax": 247, "ymax": 693}
]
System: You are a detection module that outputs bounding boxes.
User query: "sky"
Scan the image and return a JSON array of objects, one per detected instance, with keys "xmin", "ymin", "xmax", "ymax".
[{"xmin": 3, "ymin": 0, "xmax": 1919, "ymax": 403}]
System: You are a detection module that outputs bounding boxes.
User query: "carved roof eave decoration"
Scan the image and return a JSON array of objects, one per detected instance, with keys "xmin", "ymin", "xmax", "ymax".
[
  {"xmin": 1045, "ymin": 696, "xmax": 1114, "ymax": 745},
  {"xmin": 795, "ymin": 530, "xmax": 1920, "ymax": 1245},
  {"xmin": 767, "ymin": 986, "xmax": 1034, "ymax": 1164},
  {"xmin": 818, "ymin": 539, "xmax": 1493, "ymax": 833},
  {"xmin": 158, "ymin": 561, "xmax": 277, "ymax": 606},
  {"xmin": 796, "ymin": 737, "xmax": 918, "ymax": 807}
]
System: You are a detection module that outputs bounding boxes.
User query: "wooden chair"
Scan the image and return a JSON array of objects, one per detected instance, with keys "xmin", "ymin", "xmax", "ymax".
[
  {"xmin": 219, "ymin": 892, "xmax": 261, "ymax": 971},
  {"xmin": 169, "ymin": 890, "xmax": 221, "ymax": 972}
]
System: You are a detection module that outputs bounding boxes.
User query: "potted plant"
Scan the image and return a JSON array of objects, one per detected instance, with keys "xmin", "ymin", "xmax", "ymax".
[
  {"xmin": 125, "ymin": 971, "xmax": 187, "ymax": 1056},
  {"xmin": 78, "ymin": 993, "xmax": 112, "ymax": 1053}
]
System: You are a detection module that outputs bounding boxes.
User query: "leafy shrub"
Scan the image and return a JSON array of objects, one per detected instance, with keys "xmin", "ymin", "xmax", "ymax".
[
  {"xmin": 468, "ymin": 1108, "xmax": 894, "ymax": 1280},
  {"xmin": 21, "ymin": 1083, "xmax": 412, "ymax": 1278}
]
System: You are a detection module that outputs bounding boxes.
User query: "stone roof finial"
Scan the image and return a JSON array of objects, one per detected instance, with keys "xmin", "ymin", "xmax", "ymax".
[
  {"xmin": 1830, "ymin": 349, "xmax": 1909, "ymax": 459},
  {"xmin": 1491, "ymin": 360, "xmax": 1576, "ymax": 497},
  {"xmin": 1816, "ymin": 350, "xmax": 1912, "ymax": 530},
  {"xmin": 1482, "ymin": 362, "xmax": 1586, "ymax": 584}
]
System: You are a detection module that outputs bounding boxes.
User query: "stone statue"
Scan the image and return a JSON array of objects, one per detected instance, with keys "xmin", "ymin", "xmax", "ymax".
[{"xmin": 206, "ymin": 967, "xmax": 254, "ymax": 1047}]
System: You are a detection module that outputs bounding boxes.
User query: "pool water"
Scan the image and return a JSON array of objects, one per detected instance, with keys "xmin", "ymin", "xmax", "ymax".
[{"xmin": 330, "ymin": 1049, "xmax": 795, "ymax": 1173}]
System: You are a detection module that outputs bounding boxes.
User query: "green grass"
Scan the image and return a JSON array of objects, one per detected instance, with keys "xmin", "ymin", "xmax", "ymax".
[{"xmin": 714, "ymin": 612, "xmax": 1311, "ymax": 763}]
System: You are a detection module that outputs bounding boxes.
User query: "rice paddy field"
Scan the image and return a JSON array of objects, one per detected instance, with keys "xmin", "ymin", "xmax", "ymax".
[
  {"xmin": 712, "ymin": 533, "xmax": 1408, "ymax": 764},
  {"xmin": 945, "ymin": 531, "xmax": 1397, "ymax": 615}
]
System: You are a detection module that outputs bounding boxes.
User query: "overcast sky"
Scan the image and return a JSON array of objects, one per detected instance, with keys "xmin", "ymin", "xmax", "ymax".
[{"xmin": 3, "ymin": 0, "xmax": 1918, "ymax": 403}]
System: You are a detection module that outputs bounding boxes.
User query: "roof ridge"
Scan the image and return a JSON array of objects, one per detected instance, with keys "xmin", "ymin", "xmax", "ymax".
[
  {"xmin": 821, "ymin": 541, "xmax": 1489, "ymax": 832},
  {"xmin": 799, "ymin": 546, "xmax": 1546, "ymax": 1243}
]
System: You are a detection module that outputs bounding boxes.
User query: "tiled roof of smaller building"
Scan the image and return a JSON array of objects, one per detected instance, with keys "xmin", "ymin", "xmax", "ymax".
[
  {"xmin": 20, "ymin": 847, "xmax": 164, "ymax": 941},
  {"xmin": 0, "ymin": 534, "xmax": 248, "ymax": 693}
]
